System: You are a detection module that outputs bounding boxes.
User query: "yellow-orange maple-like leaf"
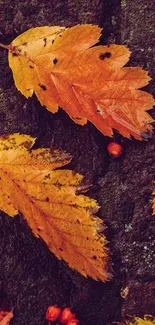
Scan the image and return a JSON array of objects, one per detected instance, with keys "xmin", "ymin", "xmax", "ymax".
[
  {"xmin": 0, "ymin": 133, "xmax": 110, "ymax": 281},
  {"xmin": 114, "ymin": 315, "xmax": 155, "ymax": 325},
  {"xmin": 7, "ymin": 25, "xmax": 155, "ymax": 139}
]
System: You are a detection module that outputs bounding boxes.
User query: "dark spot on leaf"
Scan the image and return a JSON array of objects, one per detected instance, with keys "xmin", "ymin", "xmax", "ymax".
[
  {"xmin": 53, "ymin": 57, "xmax": 58, "ymax": 65},
  {"xmin": 86, "ymin": 237, "xmax": 89, "ymax": 240},
  {"xmin": 38, "ymin": 83, "xmax": 47, "ymax": 91},
  {"xmin": 29, "ymin": 65, "xmax": 34, "ymax": 69},
  {"xmin": 52, "ymin": 40, "xmax": 54, "ymax": 44},
  {"xmin": 46, "ymin": 197, "xmax": 49, "ymax": 202},
  {"xmin": 97, "ymin": 108, "xmax": 102, "ymax": 113},
  {"xmin": 22, "ymin": 140, "xmax": 32, "ymax": 149},
  {"xmin": 74, "ymin": 117, "xmax": 83, "ymax": 120},
  {"xmin": 45, "ymin": 174, "xmax": 50, "ymax": 180},
  {"xmin": 76, "ymin": 219, "xmax": 80, "ymax": 224},
  {"xmin": 1, "ymin": 135, "xmax": 8, "ymax": 139},
  {"xmin": 59, "ymin": 35, "xmax": 62, "ymax": 37},
  {"xmin": 43, "ymin": 38, "xmax": 47, "ymax": 47},
  {"xmin": 26, "ymin": 88, "xmax": 31, "ymax": 91},
  {"xmin": 22, "ymin": 42, "xmax": 28, "ymax": 46},
  {"xmin": 59, "ymin": 247, "xmax": 63, "ymax": 251},
  {"xmin": 56, "ymin": 183, "xmax": 62, "ymax": 189},
  {"xmin": 92, "ymin": 255, "xmax": 97, "ymax": 260},
  {"xmin": 99, "ymin": 52, "xmax": 112, "ymax": 60},
  {"xmin": 12, "ymin": 53, "xmax": 18, "ymax": 57}
]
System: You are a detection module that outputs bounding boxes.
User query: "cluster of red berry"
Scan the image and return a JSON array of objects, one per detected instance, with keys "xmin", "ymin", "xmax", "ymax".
[{"xmin": 46, "ymin": 306, "xmax": 79, "ymax": 325}]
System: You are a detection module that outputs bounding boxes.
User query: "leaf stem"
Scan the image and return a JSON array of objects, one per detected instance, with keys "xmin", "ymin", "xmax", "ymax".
[{"xmin": 0, "ymin": 43, "xmax": 10, "ymax": 50}]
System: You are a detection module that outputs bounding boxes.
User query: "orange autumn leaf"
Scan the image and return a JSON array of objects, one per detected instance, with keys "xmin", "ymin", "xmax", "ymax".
[
  {"xmin": 0, "ymin": 311, "xmax": 14, "ymax": 325},
  {"xmin": 0, "ymin": 133, "xmax": 110, "ymax": 281},
  {"xmin": 1, "ymin": 25, "xmax": 154, "ymax": 139}
]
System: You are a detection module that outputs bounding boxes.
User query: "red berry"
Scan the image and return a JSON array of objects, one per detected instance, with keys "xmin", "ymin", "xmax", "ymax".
[
  {"xmin": 67, "ymin": 319, "xmax": 79, "ymax": 325},
  {"xmin": 107, "ymin": 142, "xmax": 123, "ymax": 158},
  {"xmin": 60, "ymin": 308, "xmax": 75, "ymax": 324},
  {"xmin": 45, "ymin": 305, "xmax": 61, "ymax": 322}
]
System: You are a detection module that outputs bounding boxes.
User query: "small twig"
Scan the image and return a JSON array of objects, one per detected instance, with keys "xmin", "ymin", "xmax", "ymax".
[{"xmin": 0, "ymin": 43, "xmax": 10, "ymax": 50}]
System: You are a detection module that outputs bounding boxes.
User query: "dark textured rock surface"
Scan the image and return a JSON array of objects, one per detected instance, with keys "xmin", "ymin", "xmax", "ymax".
[{"xmin": 0, "ymin": 1, "xmax": 155, "ymax": 325}]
